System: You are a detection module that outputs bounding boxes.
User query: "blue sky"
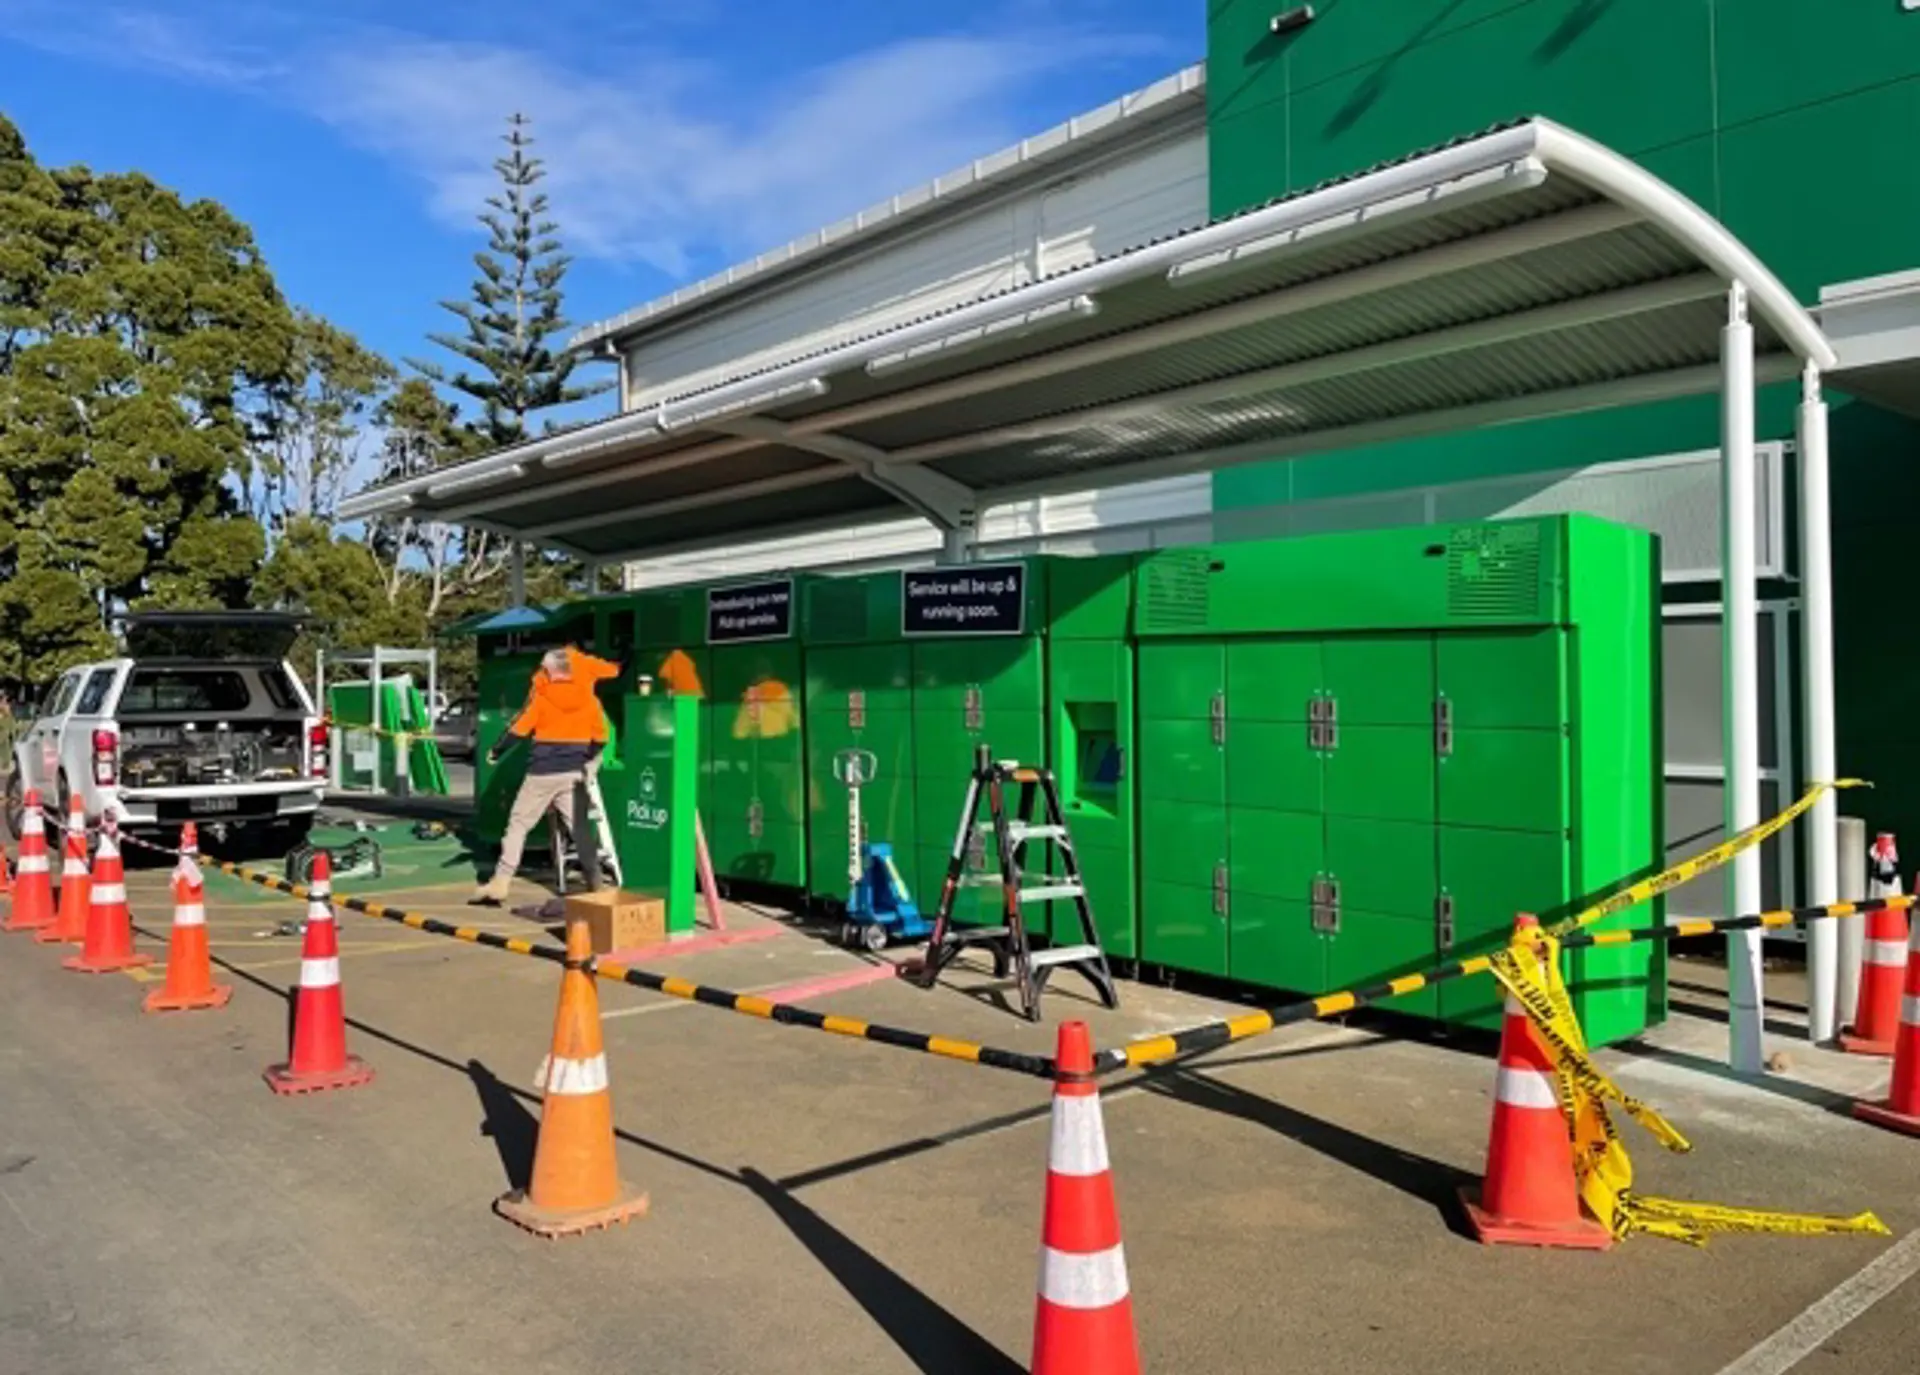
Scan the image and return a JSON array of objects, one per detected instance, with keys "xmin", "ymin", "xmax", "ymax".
[{"xmin": 0, "ymin": 0, "xmax": 1199, "ymax": 423}]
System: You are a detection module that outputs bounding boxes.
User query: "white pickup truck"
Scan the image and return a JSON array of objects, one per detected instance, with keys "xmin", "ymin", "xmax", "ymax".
[{"xmin": 4, "ymin": 612, "xmax": 327, "ymax": 845}]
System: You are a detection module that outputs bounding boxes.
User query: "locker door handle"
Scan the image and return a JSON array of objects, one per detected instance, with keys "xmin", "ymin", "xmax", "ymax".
[
  {"xmin": 1311, "ymin": 877, "xmax": 1341, "ymax": 935},
  {"xmin": 1208, "ymin": 691, "xmax": 1226, "ymax": 746},
  {"xmin": 1212, "ymin": 863, "xmax": 1229, "ymax": 918},
  {"xmin": 1436, "ymin": 894, "xmax": 1456, "ymax": 950},
  {"xmin": 963, "ymin": 686, "xmax": 984, "ymax": 732},
  {"xmin": 848, "ymin": 690, "xmax": 866, "ymax": 731},
  {"xmin": 1434, "ymin": 697, "xmax": 1454, "ymax": 758}
]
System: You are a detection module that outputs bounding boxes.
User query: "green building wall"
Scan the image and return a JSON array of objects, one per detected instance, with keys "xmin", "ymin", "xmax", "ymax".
[{"xmin": 1206, "ymin": 0, "xmax": 1920, "ymax": 844}]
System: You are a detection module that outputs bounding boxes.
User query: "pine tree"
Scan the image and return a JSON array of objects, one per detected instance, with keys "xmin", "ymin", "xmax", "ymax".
[{"xmin": 411, "ymin": 113, "xmax": 609, "ymax": 446}]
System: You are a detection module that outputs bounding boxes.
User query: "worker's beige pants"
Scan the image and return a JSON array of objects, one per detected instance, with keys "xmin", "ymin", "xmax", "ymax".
[{"xmin": 493, "ymin": 770, "xmax": 582, "ymax": 880}]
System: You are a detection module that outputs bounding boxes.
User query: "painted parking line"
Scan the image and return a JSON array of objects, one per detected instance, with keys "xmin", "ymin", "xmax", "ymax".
[{"xmin": 1716, "ymin": 1228, "xmax": 1920, "ymax": 1375}]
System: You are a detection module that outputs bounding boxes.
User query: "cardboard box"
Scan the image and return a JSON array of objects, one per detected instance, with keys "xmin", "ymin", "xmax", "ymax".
[{"xmin": 565, "ymin": 888, "xmax": 666, "ymax": 955}]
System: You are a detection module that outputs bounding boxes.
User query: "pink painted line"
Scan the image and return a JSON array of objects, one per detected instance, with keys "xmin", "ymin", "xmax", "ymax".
[
  {"xmin": 603, "ymin": 925, "xmax": 784, "ymax": 963},
  {"xmin": 762, "ymin": 961, "xmax": 901, "ymax": 1006}
]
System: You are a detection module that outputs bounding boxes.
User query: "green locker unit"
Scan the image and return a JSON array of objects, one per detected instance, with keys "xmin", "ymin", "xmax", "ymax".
[
  {"xmin": 1046, "ymin": 554, "xmax": 1140, "ymax": 960},
  {"xmin": 1132, "ymin": 516, "xmax": 1662, "ymax": 1045},
  {"xmin": 706, "ymin": 576, "xmax": 809, "ymax": 891}
]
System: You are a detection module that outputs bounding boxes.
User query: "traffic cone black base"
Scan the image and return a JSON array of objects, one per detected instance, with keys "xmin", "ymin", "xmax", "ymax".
[{"xmin": 264, "ymin": 1058, "xmax": 374, "ymax": 1096}]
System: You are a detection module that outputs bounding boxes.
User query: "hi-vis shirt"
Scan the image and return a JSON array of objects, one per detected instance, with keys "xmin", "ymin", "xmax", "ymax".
[{"xmin": 508, "ymin": 648, "xmax": 618, "ymax": 775}]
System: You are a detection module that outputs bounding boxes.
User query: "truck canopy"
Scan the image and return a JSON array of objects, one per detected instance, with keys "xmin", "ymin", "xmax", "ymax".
[{"xmin": 119, "ymin": 612, "xmax": 303, "ymax": 662}]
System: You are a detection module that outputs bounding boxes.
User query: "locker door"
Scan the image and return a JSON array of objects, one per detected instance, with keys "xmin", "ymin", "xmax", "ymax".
[
  {"xmin": 1140, "ymin": 795, "xmax": 1227, "ymax": 976},
  {"xmin": 1321, "ymin": 635, "xmax": 1435, "ymax": 824},
  {"xmin": 1323, "ymin": 816, "xmax": 1439, "ymax": 1018},
  {"xmin": 1226, "ymin": 635, "xmax": 1323, "ymax": 815},
  {"xmin": 1437, "ymin": 630, "xmax": 1571, "ymax": 834},
  {"xmin": 1227, "ymin": 808, "xmax": 1323, "ymax": 992},
  {"xmin": 1436, "ymin": 825, "xmax": 1571, "ymax": 1029},
  {"xmin": 1137, "ymin": 642, "xmax": 1224, "ymax": 808},
  {"xmin": 808, "ymin": 710, "xmax": 916, "ymax": 907}
]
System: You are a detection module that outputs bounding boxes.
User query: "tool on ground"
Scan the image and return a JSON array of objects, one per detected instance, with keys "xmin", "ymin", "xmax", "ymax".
[
  {"xmin": 285, "ymin": 834, "xmax": 383, "ymax": 885},
  {"xmin": 547, "ymin": 770, "xmax": 622, "ymax": 894},
  {"xmin": 915, "ymin": 746, "xmax": 1117, "ymax": 1021},
  {"xmin": 265, "ymin": 852, "xmax": 374, "ymax": 1095},
  {"xmin": 2, "ymin": 791, "xmax": 54, "ymax": 933},
  {"xmin": 1842, "ymin": 834, "xmax": 1906, "ymax": 1055},
  {"xmin": 36, "ymin": 794, "xmax": 91, "ymax": 946},
  {"xmin": 833, "ymin": 747, "xmax": 926, "ymax": 952},
  {"xmin": 1854, "ymin": 907, "xmax": 1920, "ymax": 1136},
  {"xmin": 1459, "ymin": 915, "xmax": 1611, "ymax": 1249},
  {"xmin": 495, "ymin": 914, "xmax": 649, "ymax": 1237},
  {"xmin": 1032, "ymin": 1019, "xmax": 1138, "ymax": 1375},
  {"xmin": 146, "ymin": 854, "xmax": 231, "ymax": 1013},
  {"xmin": 64, "ymin": 818, "xmax": 149, "ymax": 975}
]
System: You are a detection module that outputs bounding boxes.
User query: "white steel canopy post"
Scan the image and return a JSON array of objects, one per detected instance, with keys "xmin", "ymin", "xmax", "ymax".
[
  {"xmin": 508, "ymin": 541, "xmax": 526, "ymax": 608},
  {"xmin": 1797, "ymin": 364, "xmax": 1840, "ymax": 1043},
  {"xmin": 1722, "ymin": 282, "xmax": 1765, "ymax": 1074}
]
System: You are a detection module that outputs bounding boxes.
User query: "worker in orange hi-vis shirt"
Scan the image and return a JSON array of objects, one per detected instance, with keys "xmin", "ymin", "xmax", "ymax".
[{"xmin": 470, "ymin": 645, "xmax": 619, "ymax": 906}]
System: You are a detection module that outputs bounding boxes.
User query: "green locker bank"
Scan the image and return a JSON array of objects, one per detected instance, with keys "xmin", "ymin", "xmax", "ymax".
[
  {"xmin": 627, "ymin": 576, "xmax": 811, "ymax": 892},
  {"xmin": 1131, "ymin": 514, "xmax": 1663, "ymax": 1045},
  {"xmin": 801, "ymin": 555, "xmax": 1138, "ymax": 953}
]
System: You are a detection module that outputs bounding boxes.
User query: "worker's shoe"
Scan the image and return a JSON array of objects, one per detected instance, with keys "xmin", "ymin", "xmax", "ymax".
[{"xmin": 467, "ymin": 875, "xmax": 512, "ymax": 907}]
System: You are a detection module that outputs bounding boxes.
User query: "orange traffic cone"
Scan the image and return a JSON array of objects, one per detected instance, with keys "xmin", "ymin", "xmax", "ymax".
[
  {"xmin": 145, "ymin": 855, "xmax": 230, "ymax": 1012},
  {"xmin": 1031, "ymin": 1020, "xmax": 1139, "ymax": 1375},
  {"xmin": 36, "ymin": 795, "xmax": 91, "ymax": 945},
  {"xmin": 1458, "ymin": 915, "xmax": 1612, "ymax": 1250},
  {"xmin": 1842, "ymin": 836, "xmax": 1906, "ymax": 1056},
  {"xmin": 63, "ymin": 821, "xmax": 150, "ymax": 974},
  {"xmin": 1855, "ymin": 918, "xmax": 1920, "ymax": 1136},
  {"xmin": 2, "ymin": 791, "xmax": 55, "ymax": 933},
  {"xmin": 264, "ymin": 853, "xmax": 372, "ymax": 1094},
  {"xmin": 495, "ymin": 916, "xmax": 648, "ymax": 1237}
]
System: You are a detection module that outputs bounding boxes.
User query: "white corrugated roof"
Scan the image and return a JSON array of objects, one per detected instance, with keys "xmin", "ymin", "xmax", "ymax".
[
  {"xmin": 566, "ymin": 63, "xmax": 1207, "ymax": 355},
  {"xmin": 342, "ymin": 117, "xmax": 1832, "ymax": 565}
]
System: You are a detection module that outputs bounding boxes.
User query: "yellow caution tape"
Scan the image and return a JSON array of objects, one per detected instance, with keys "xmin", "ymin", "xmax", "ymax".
[
  {"xmin": 1489, "ymin": 928, "xmax": 1888, "ymax": 1247},
  {"xmin": 1548, "ymin": 779, "xmax": 1867, "ymax": 940}
]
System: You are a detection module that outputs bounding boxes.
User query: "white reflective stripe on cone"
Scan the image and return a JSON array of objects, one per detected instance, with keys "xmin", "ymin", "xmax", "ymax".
[
  {"xmin": 173, "ymin": 904, "xmax": 206, "ymax": 927},
  {"xmin": 1904, "ymin": 995, "xmax": 1920, "ymax": 1027},
  {"xmin": 544, "ymin": 1055, "xmax": 609, "ymax": 1096},
  {"xmin": 1495, "ymin": 1065, "xmax": 1559, "ymax": 1110},
  {"xmin": 1868, "ymin": 940, "xmax": 1908, "ymax": 966},
  {"xmin": 16, "ymin": 857, "xmax": 48, "ymax": 873},
  {"xmin": 300, "ymin": 957, "xmax": 340, "ymax": 986},
  {"xmin": 1504, "ymin": 995, "xmax": 1525, "ymax": 1017},
  {"xmin": 306, "ymin": 904, "xmax": 335, "ymax": 923},
  {"xmin": 1048, "ymin": 1094, "xmax": 1111, "ymax": 1177},
  {"xmin": 62, "ymin": 861, "xmax": 86, "ymax": 875},
  {"xmin": 90, "ymin": 883, "xmax": 126, "ymax": 905},
  {"xmin": 310, "ymin": 882, "xmax": 331, "ymax": 899},
  {"xmin": 1038, "ymin": 1244, "xmax": 1130, "ymax": 1309}
]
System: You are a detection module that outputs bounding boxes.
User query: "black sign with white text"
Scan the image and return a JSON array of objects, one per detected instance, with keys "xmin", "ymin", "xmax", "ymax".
[
  {"xmin": 707, "ymin": 579, "xmax": 794, "ymax": 643},
  {"xmin": 901, "ymin": 564, "xmax": 1026, "ymax": 636}
]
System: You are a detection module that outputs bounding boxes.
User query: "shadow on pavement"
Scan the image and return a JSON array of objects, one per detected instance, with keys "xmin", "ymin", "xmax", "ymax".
[
  {"xmin": 1607, "ymin": 1039, "xmax": 1859, "ymax": 1117},
  {"xmin": 1140, "ymin": 1066, "xmax": 1480, "ymax": 1241},
  {"xmin": 741, "ymin": 1168, "xmax": 1024, "ymax": 1375},
  {"xmin": 467, "ymin": 1060, "xmax": 537, "ymax": 1192}
]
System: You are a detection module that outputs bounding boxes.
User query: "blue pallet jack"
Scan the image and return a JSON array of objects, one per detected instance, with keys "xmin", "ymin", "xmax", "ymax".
[{"xmin": 834, "ymin": 748, "xmax": 931, "ymax": 952}]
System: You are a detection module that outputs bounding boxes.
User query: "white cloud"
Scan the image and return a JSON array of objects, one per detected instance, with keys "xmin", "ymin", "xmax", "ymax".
[{"xmin": 3, "ymin": 3, "xmax": 1165, "ymax": 276}]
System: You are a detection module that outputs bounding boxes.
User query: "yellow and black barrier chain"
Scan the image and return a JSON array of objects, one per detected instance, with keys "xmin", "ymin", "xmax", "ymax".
[
  {"xmin": 1097, "ymin": 779, "xmax": 1867, "ymax": 1076},
  {"xmin": 1563, "ymin": 892, "xmax": 1918, "ymax": 953},
  {"xmin": 1489, "ymin": 926, "xmax": 1887, "ymax": 1246},
  {"xmin": 187, "ymin": 853, "xmax": 1060, "ymax": 1083}
]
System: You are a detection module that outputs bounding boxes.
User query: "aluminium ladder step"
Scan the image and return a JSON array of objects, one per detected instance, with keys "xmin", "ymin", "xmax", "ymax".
[
  {"xmin": 1018, "ymin": 882, "xmax": 1084, "ymax": 903},
  {"xmin": 1029, "ymin": 944, "xmax": 1102, "ymax": 968},
  {"xmin": 1004, "ymin": 822, "xmax": 1069, "ymax": 844}
]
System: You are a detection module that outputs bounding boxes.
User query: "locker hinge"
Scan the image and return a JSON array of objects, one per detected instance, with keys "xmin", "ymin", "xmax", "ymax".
[
  {"xmin": 746, "ymin": 798, "xmax": 764, "ymax": 840},
  {"xmin": 965, "ymin": 828, "xmax": 987, "ymax": 872},
  {"xmin": 1311, "ymin": 877, "xmax": 1341, "ymax": 935},
  {"xmin": 1309, "ymin": 693, "xmax": 1339, "ymax": 750},
  {"xmin": 848, "ymin": 689, "xmax": 866, "ymax": 730},
  {"xmin": 1212, "ymin": 862, "xmax": 1229, "ymax": 918},
  {"xmin": 1209, "ymin": 691, "xmax": 1226, "ymax": 746},
  {"xmin": 1324, "ymin": 695, "xmax": 1338, "ymax": 750},
  {"xmin": 1436, "ymin": 893, "xmax": 1455, "ymax": 950},
  {"xmin": 1434, "ymin": 696, "xmax": 1454, "ymax": 757},
  {"xmin": 963, "ymin": 685, "xmax": 984, "ymax": 732}
]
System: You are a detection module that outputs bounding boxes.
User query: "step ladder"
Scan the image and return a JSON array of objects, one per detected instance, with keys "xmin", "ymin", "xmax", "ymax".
[
  {"xmin": 549, "ymin": 770, "xmax": 623, "ymax": 894},
  {"xmin": 913, "ymin": 744, "xmax": 1118, "ymax": 1021}
]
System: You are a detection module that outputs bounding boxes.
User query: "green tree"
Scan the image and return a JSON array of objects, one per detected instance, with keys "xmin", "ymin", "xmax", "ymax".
[
  {"xmin": 0, "ymin": 113, "xmax": 296, "ymax": 686},
  {"xmin": 255, "ymin": 516, "xmax": 429, "ymax": 678},
  {"xmin": 249, "ymin": 310, "xmax": 394, "ymax": 532},
  {"xmin": 409, "ymin": 112, "xmax": 609, "ymax": 446}
]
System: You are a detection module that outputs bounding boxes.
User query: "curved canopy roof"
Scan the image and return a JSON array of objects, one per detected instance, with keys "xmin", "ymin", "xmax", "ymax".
[{"xmin": 340, "ymin": 117, "xmax": 1832, "ymax": 563}]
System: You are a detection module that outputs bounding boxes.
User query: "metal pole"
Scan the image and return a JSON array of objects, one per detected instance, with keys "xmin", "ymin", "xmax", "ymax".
[
  {"xmin": 1838, "ymin": 815, "xmax": 1866, "ymax": 1026},
  {"xmin": 1722, "ymin": 282, "xmax": 1765, "ymax": 1074},
  {"xmin": 1797, "ymin": 365, "xmax": 1840, "ymax": 1043},
  {"xmin": 509, "ymin": 542, "xmax": 526, "ymax": 608},
  {"xmin": 938, "ymin": 517, "xmax": 978, "ymax": 565}
]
